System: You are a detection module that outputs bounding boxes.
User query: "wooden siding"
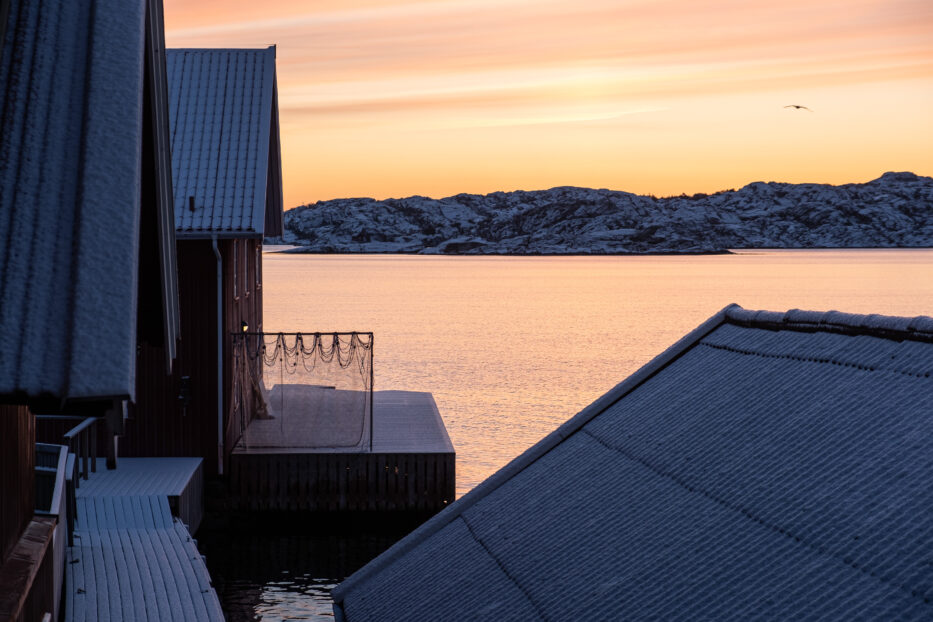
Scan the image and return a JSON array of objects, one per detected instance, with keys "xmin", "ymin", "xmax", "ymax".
[
  {"xmin": 0, "ymin": 404, "xmax": 34, "ymax": 565},
  {"xmin": 228, "ymin": 452, "xmax": 455, "ymax": 513},
  {"xmin": 122, "ymin": 238, "xmax": 262, "ymax": 477},
  {"xmin": 121, "ymin": 241, "xmax": 220, "ymax": 474},
  {"xmin": 222, "ymin": 238, "xmax": 263, "ymax": 470}
]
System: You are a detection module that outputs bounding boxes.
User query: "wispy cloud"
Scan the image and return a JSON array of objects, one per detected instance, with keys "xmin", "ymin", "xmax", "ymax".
[{"xmin": 164, "ymin": 0, "xmax": 933, "ymax": 202}]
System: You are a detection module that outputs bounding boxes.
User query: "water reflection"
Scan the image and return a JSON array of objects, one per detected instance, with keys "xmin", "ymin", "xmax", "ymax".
[
  {"xmin": 262, "ymin": 250, "xmax": 933, "ymax": 496},
  {"xmin": 198, "ymin": 518, "xmax": 414, "ymax": 621}
]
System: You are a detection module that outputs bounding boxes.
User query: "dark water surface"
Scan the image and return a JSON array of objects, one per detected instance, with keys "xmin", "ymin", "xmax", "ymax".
[{"xmin": 198, "ymin": 518, "xmax": 416, "ymax": 621}]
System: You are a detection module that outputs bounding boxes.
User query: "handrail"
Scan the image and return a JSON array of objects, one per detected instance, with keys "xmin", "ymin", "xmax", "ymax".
[
  {"xmin": 241, "ymin": 332, "xmax": 375, "ymax": 336},
  {"xmin": 39, "ymin": 415, "xmax": 100, "ymax": 486},
  {"xmin": 62, "ymin": 415, "xmax": 98, "ymax": 439},
  {"xmin": 34, "ymin": 444, "xmax": 67, "ymax": 516}
]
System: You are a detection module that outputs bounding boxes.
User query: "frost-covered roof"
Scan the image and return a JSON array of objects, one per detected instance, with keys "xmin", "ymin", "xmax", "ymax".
[
  {"xmin": 0, "ymin": 0, "xmax": 178, "ymax": 403},
  {"xmin": 167, "ymin": 47, "xmax": 284, "ymax": 238},
  {"xmin": 333, "ymin": 305, "xmax": 933, "ymax": 621}
]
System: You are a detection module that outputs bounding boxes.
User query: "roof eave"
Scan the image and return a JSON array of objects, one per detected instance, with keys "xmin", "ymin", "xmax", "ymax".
[
  {"xmin": 175, "ymin": 230, "xmax": 264, "ymax": 240},
  {"xmin": 145, "ymin": 0, "xmax": 180, "ymax": 372}
]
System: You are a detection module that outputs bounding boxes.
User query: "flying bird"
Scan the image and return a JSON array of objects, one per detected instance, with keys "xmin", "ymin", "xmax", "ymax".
[{"xmin": 784, "ymin": 105, "xmax": 813, "ymax": 111}]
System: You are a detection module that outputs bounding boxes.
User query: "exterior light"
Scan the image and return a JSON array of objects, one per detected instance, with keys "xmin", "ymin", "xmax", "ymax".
[{"xmin": 241, "ymin": 321, "xmax": 249, "ymax": 333}]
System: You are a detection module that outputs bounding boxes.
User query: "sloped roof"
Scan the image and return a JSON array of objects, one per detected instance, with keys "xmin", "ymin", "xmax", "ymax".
[
  {"xmin": 334, "ymin": 305, "xmax": 933, "ymax": 621},
  {"xmin": 0, "ymin": 0, "xmax": 178, "ymax": 404},
  {"xmin": 167, "ymin": 47, "xmax": 284, "ymax": 239}
]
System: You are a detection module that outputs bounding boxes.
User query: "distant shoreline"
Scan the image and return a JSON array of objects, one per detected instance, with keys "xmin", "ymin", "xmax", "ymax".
[
  {"xmin": 279, "ymin": 172, "xmax": 932, "ymax": 255},
  {"xmin": 264, "ymin": 246, "xmax": 932, "ymax": 256}
]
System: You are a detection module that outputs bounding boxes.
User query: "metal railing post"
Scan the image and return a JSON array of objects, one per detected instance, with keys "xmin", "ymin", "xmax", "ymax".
[{"xmin": 370, "ymin": 333, "xmax": 374, "ymax": 452}]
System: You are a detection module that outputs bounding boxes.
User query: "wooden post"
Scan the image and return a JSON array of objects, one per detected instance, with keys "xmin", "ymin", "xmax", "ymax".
[{"xmin": 105, "ymin": 400, "xmax": 125, "ymax": 470}]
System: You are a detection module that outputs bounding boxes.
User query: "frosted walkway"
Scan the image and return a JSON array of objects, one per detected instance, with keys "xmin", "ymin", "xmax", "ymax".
[{"xmin": 65, "ymin": 462, "xmax": 222, "ymax": 621}]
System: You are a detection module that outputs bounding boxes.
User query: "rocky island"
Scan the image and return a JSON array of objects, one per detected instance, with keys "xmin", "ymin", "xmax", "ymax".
[{"xmin": 278, "ymin": 172, "xmax": 932, "ymax": 254}]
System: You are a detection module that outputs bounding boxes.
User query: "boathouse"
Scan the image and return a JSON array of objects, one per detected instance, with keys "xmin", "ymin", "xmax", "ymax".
[
  {"xmin": 116, "ymin": 45, "xmax": 455, "ymax": 514},
  {"xmin": 119, "ymin": 47, "xmax": 285, "ymax": 477},
  {"xmin": 333, "ymin": 305, "xmax": 933, "ymax": 621},
  {"xmin": 0, "ymin": 0, "xmax": 181, "ymax": 618}
]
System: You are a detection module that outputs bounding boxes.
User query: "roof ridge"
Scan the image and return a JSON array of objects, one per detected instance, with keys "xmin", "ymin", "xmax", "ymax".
[
  {"xmin": 724, "ymin": 307, "xmax": 933, "ymax": 342},
  {"xmin": 167, "ymin": 47, "xmax": 275, "ymax": 53}
]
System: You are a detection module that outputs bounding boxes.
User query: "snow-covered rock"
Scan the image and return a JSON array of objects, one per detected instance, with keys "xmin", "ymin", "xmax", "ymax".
[{"xmin": 284, "ymin": 172, "xmax": 933, "ymax": 254}]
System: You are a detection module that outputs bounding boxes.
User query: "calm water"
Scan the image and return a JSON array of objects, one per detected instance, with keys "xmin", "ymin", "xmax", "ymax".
[{"xmin": 205, "ymin": 249, "xmax": 933, "ymax": 620}]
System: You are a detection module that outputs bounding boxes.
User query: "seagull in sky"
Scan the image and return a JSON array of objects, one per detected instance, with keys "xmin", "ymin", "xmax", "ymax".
[{"xmin": 784, "ymin": 104, "xmax": 813, "ymax": 111}]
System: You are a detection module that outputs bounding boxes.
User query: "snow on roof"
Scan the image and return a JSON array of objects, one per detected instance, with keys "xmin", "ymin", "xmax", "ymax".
[
  {"xmin": 0, "ymin": 0, "xmax": 159, "ymax": 402},
  {"xmin": 167, "ymin": 47, "xmax": 284, "ymax": 239},
  {"xmin": 333, "ymin": 305, "xmax": 933, "ymax": 621}
]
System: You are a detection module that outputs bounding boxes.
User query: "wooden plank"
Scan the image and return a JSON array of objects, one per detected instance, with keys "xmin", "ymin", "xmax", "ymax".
[
  {"xmin": 131, "ymin": 522, "xmax": 175, "ymax": 622},
  {"xmin": 124, "ymin": 528, "xmax": 159, "ymax": 621},
  {"xmin": 258, "ymin": 454, "xmax": 267, "ymax": 511},
  {"xmin": 156, "ymin": 528, "xmax": 208, "ymax": 621},
  {"xmin": 0, "ymin": 519, "xmax": 54, "ymax": 622},
  {"xmin": 288, "ymin": 454, "xmax": 298, "ymax": 512},
  {"xmin": 88, "ymin": 531, "xmax": 110, "ymax": 622},
  {"xmin": 106, "ymin": 530, "xmax": 136, "ymax": 622},
  {"xmin": 278, "ymin": 454, "xmax": 287, "ymax": 511}
]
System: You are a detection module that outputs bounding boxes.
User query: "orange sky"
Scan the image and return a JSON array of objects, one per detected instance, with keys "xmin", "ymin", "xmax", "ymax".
[{"xmin": 163, "ymin": 0, "xmax": 933, "ymax": 206}]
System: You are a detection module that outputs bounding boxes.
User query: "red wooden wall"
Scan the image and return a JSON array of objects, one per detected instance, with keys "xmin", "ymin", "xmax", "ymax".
[
  {"xmin": 0, "ymin": 404, "xmax": 34, "ymax": 564},
  {"xmin": 121, "ymin": 237, "xmax": 263, "ymax": 477}
]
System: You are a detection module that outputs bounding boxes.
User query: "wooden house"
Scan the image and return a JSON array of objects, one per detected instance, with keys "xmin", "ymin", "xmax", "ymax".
[
  {"xmin": 0, "ymin": 0, "xmax": 179, "ymax": 618},
  {"xmin": 120, "ymin": 47, "xmax": 284, "ymax": 477}
]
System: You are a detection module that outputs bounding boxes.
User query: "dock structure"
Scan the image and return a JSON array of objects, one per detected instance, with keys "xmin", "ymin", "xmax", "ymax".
[
  {"xmin": 229, "ymin": 391, "xmax": 455, "ymax": 513},
  {"xmin": 65, "ymin": 459, "xmax": 222, "ymax": 621},
  {"xmin": 74, "ymin": 458, "xmax": 204, "ymax": 534}
]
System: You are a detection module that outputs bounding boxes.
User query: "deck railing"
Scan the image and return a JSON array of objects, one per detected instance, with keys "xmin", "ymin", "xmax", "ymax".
[
  {"xmin": 35, "ymin": 415, "xmax": 99, "ymax": 546},
  {"xmin": 231, "ymin": 332, "xmax": 374, "ymax": 451},
  {"xmin": 36, "ymin": 415, "xmax": 100, "ymax": 486}
]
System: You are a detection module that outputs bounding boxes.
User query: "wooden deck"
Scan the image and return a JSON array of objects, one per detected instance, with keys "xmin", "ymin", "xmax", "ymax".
[
  {"xmin": 239, "ymin": 385, "xmax": 371, "ymax": 450},
  {"xmin": 65, "ymin": 459, "xmax": 221, "ymax": 621},
  {"xmin": 79, "ymin": 458, "xmax": 204, "ymax": 533},
  {"xmin": 229, "ymin": 391, "xmax": 455, "ymax": 512}
]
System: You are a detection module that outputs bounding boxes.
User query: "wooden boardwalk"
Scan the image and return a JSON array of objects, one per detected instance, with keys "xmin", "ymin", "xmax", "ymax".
[
  {"xmin": 230, "ymin": 391, "xmax": 455, "ymax": 512},
  {"xmin": 65, "ymin": 460, "xmax": 222, "ymax": 621},
  {"xmin": 78, "ymin": 457, "xmax": 204, "ymax": 533}
]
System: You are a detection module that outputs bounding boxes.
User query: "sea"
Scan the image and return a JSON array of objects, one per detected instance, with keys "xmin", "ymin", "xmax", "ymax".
[{"xmin": 199, "ymin": 249, "xmax": 933, "ymax": 620}]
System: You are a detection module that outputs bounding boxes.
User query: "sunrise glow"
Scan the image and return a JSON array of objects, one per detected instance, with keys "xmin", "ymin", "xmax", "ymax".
[{"xmin": 163, "ymin": 0, "xmax": 933, "ymax": 205}]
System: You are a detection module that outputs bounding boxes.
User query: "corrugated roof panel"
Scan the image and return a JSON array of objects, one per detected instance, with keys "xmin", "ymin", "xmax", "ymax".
[
  {"xmin": 167, "ymin": 47, "xmax": 281, "ymax": 238},
  {"xmin": 334, "ymin": 306, "xmax": 933, "ymax": 620},
  {"xmin": 0, "ymin": 0, "xmax": 151, "ymax": 401}
]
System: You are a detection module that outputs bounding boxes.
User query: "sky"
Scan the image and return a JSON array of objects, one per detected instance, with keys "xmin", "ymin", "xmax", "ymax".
[{"xmin": 163, "ymin": 0, "xmax": 933, "ymax": 206}]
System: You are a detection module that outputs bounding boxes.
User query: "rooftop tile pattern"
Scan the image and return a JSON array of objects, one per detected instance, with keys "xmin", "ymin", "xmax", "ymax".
[
  {"xmin": 167, "ymin": 47, "xmax": 278, "ymax": 238},
  {"xmin": 0, "ymin": 0, "xmax": 148, "ymax": 400},
  {"xmin": 334, "ymin": 305, "xmax": 933, "ymax": 621}
]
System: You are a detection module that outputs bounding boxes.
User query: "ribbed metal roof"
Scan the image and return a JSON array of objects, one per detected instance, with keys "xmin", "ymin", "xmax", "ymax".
[
  {"xmin": 167, "ymin": 47, "xmax": 283, "ymax": 238},
  {"xmin": 0, "ymin": 0, "xmax": 176, "ymax": 403},
  {"xmin": 334, "ymin": 305, "xmax": 933, "ymax": 621}
]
